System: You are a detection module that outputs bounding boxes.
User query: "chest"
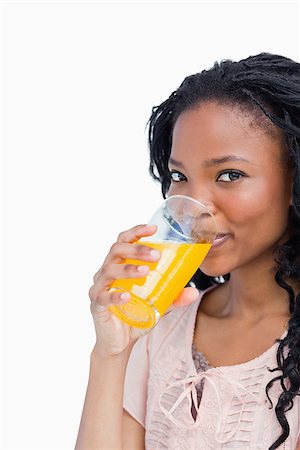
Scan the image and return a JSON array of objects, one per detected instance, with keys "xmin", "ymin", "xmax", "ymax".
[
  {"xmin": 193, "ymin": 312, "xmax": 287, "ymax": 367},
  {"xmin": 147, "ymin": 353, "xmax": 298, "ymax": 450}
]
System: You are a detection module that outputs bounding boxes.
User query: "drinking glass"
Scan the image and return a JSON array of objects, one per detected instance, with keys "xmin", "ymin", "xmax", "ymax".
[{"xmin": 109, "ymin": 195, "xmax": 218, "ymax": 329}]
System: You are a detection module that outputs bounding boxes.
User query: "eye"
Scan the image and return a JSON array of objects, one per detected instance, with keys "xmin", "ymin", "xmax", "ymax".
[
  {"xmin": 216, "ymin": 170, "xmax": 244, "ymax": 182},
  {"xmin": 170, "ymin": 170, "xmax": 187, "ymax": 182}
]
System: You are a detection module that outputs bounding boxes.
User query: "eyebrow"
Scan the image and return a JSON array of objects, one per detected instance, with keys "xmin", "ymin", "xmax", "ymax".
[{"xmin": 169, "ymin": 155, "xmax": 255, "ymax": 168}]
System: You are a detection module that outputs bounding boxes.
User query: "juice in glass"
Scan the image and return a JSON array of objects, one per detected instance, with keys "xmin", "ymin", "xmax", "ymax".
[{"xmin": 109, "ymin": 240, "xmax": 211, "ymax": 328}]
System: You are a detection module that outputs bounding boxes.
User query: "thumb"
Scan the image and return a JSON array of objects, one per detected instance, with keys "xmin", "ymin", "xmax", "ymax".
[{"xmin": 172, "ymin": 287, "xmax": 200, "ymax": 308}]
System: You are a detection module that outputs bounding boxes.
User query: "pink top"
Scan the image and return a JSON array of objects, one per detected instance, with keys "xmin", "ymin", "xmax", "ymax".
[{"xmin": 123, "ymin": 288, "xmax": 300, "ymax": 449}]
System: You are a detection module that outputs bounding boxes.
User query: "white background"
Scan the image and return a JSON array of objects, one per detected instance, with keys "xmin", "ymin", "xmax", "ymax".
[{"xmin": 1, "ymin": 1, "xmax": 299, "ymax": 449}]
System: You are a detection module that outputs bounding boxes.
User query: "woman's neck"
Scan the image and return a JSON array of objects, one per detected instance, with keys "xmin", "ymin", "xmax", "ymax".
[
  {"xmin": 225, "ymin": 273, "xmax": 290, "ymax": 321},
  {"xmin": 213, "ymin": 258, "xmax": 292, "ymax": 322}
]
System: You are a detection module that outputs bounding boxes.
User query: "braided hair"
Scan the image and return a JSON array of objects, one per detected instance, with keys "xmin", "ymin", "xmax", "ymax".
[{"xmin": 147, "ymin": 52, "xmax": 300, "ymax": 449}]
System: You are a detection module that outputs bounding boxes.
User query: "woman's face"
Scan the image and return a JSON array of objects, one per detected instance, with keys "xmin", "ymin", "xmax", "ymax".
[{"xmin": 168, "ymin": 101, "xmax": 293, "ymax": 277}]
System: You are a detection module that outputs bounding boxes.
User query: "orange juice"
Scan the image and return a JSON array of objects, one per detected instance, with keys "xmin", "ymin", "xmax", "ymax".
[{"xmin": 109, "ymin": 240, "xmax": 211, "ymax": 328}]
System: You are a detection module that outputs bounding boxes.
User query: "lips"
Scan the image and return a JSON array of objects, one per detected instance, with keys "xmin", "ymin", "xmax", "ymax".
[{"xmin": 211, "ymin": 233, "xmax": 231, "ymax": 249}]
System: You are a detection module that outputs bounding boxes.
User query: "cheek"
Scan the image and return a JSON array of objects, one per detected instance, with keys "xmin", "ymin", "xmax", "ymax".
[
  {"xmin": 219, "ymin": 181, "xmax": 291, "ymax": 240},
  {"xmin": 201, "ymin": 191, "xmax": 291, "ymax": 277}
]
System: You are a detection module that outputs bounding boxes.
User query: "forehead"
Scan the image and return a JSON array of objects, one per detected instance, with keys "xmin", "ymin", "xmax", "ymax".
[{"xmin": 171, "ymin": 102, "xmax": 286, "ymax": 165}]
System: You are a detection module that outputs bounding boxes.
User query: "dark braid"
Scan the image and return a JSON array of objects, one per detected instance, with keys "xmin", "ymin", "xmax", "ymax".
[{"xmin": 147, "ymin": 52, "xmax": 300, "ymax": 449}]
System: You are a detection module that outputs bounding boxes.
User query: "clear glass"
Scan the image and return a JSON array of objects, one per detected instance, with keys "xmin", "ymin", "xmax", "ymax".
[{"xmin": 109, "ymin": 195, "xmax": 218, "ymax": 328}]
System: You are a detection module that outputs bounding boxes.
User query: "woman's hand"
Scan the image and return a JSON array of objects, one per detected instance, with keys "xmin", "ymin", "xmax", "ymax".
[{"xmin": 88, "ymin": 224, "xmax": 200, "ymax": 357}]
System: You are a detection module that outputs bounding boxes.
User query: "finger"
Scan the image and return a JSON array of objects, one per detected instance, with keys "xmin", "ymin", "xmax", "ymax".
[
  {"xmin": 116, "ymin": 224, "xmax": 157, "ymax": 244},
  {"xmin": 89, "ymin": 288, "xmax": 131, "ymax": 308},
  {"xmin": 103, "ymin": 241, "xmax": 161, "ymax": 265},
  {"xmin": 91, "ymin": 262, "xmax": 151, "ymax": 292},
  {"xmin": 94, "ymin": 224, "xmax": 158, "ymax": 281},
  {"xmin": 93, "ymin": 269, "xmax": 101, "ymax": 283},
  {"xmin": 172, "ymin": 287, "xmax": 200, "ymax": 307}
]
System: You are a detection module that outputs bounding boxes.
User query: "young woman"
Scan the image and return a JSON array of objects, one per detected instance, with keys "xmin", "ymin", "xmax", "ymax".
[{"xmin": 76, "ymin": 53, "xmax": 300, "ymax": 449}]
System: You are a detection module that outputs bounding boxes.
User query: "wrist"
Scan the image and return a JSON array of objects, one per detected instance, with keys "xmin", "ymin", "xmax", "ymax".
[{"xmin": 91, "ymin": 341, "xmax": 135, "ymax": 363}]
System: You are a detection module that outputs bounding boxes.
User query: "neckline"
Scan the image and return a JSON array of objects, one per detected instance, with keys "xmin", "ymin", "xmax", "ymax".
[{"xmin": 187, "ymin": 286, "xmax": 289, "ymax": 372}]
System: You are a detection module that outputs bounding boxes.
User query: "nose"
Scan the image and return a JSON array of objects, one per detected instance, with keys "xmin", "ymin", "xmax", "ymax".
[
  {"xmin": 197, "ymin": 199, "xmax": 217, "ymax": 216},
  {"xmin": 180, "ymin": 187, "xmax": 217, "ymax": 216}
]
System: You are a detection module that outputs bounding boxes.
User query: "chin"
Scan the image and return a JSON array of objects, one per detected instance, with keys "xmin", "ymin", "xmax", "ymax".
[
  {"xmin": 201, "ymin": 269, "xmax": 228, "ymax": 278},
  {"xmin": 200, "ymin": 260, "xmax": 232, "ymax": 278}
]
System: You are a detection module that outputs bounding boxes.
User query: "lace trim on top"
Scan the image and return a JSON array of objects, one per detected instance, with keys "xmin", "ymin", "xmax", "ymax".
[
  {"xmin": 191, "ymin": 344, "xmax": 212, "ymax": 410},
  {"xmin": 192, "ymin": 344, "xmax": 212, "ymax": 372}
]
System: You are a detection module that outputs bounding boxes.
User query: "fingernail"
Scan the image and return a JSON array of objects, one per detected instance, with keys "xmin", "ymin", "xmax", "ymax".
[
  {"xmin": 120, "ymin": 292, "xmax": 130, "ymax": 301},
  {"xmin": 137, "ymin": 265, "xmax": 149, "ymax": 273},
  {"xmin": 150, "ymin": 250, "xmax": 160, "ymax": 260}
]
